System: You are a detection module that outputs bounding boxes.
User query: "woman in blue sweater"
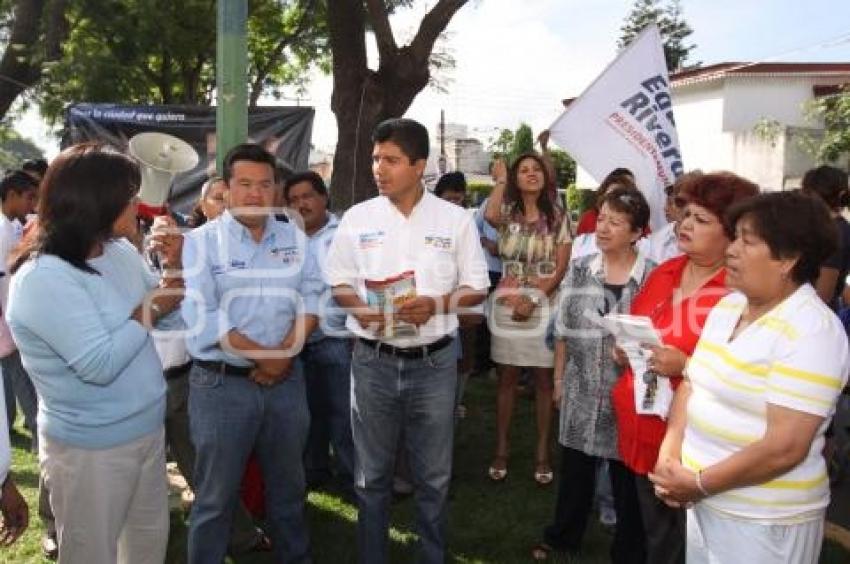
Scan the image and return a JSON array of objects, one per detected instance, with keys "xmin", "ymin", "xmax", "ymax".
[{"xmin": 6, "ymin": 143, "xmax": 183, "ymax": 563}]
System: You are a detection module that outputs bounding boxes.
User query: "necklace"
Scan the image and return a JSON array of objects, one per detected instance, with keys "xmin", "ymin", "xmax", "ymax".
[{"xmin": 683, "ymin": 259, "xmax": 722, "ymax": 292}]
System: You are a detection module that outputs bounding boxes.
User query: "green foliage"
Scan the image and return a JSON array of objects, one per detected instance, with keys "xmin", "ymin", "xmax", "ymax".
[
  {"xmin": 35, "ymin": 0, "xmax": 328, "ymax": 124},
  {"xmin": 752, "ymin": 117, "xmax": 783, "ymax": 148},
  {"xmin": 806, "ymin": 88, "xmax": 850, "ymax": 164},
  {"xmin": 247, "ymin": 0, "xmax": 329, "ymax": 102},
  {"xmin": 488, "ymin": 123, "xmax": 544, "ymax": 168},
  {"xmin": 510, "ymin": 123, "xmax": 534, "ymax": 160},
  {"xmin": 548, "ymin": 147, "xmax": 576, "ymax": 188},
  {"xmin": 566, "ymin": 182, "xmax": 580, "ymax": 213},
  {"xmin": 566, "ymin": 182, "xmax": 596, "ymax": 216},
  {"xmin": 0, "ymin": 127, "xmax": 43, "ymax": 170},
  {"xmin": 486, "ymin": 126, "xmax": 576, "ymax": 195},
  {"xmin": 466, "ymin": 180, "xmax": 492, "ymax": 206},
  {"xmin": 618, "ymin": 0, "xmax": 697, "ymax": 72},
  {"xmin": 487, "ymin": 128, "xmax": 513, "ymax": 160}
]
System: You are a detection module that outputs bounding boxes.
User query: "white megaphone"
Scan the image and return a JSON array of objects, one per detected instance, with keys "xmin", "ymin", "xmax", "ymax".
[{"xmin": 128, "ymin": 132, "xmax": 199, "ymax": 207}]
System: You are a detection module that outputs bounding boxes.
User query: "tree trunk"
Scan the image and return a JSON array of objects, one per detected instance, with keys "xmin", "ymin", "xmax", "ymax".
[
  {"xmin": 329, "ymin": 73, "xmax": 384, "ymax": 211},
  {"xmin": 327, "ymin": 0, "xmax": 467, "ymax": 211},
  {"xmin": 0, "ymin": 0, "xmax": 47, "ymax": 120},
  {"xmin": 328, "ymin": 67, "xmax": 431, "ymax": 211},
  {"xmin": 327, "ymin": 0, "xmax": 370, "ymax": 211},
  {"xmin": 0, "ymin": 0, "xmax": 69, "ymax": 121}
]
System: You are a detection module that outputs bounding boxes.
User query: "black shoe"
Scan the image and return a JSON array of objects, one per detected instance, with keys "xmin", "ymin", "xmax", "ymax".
[
  {"xmin": 249, "ymin": 532, "xmax": 273, "ymax": 553},
  {"xmin": 41, "ymin": 533, "xmax": 59, "ymax": 560},
  {"xmin": 228, "ymin": 529, "xmax": 272, "ymax": 556}
]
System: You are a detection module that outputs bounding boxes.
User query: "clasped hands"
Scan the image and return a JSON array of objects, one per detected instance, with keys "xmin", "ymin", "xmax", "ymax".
[
  {"xmin": 497, "ymin": 278, "xmax": 542, "ymax": 322},
  {"xmin": 353, "ymin": 296, "xmax": 438, "ymax": 334},
  {"xmin": 648, "ymin": 456, "xmax": 704, "ymax": 508},
  {"xmin": 250, "ymin": 355, "xmax": 294, "ymax": 387}
]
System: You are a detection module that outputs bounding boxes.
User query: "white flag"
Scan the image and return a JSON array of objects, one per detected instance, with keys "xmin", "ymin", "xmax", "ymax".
[{"xmin": 549, "ymin": 24, "xmax": 683, "ymax": 230}]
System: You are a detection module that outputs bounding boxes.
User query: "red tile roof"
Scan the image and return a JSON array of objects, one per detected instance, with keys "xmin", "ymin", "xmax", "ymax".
[
  {"xmin": 560, "ymin": 63, "xmax": 850, "ymax": 105},
  {"xmin": 671, "ymin": 62, "xmax": 850, "ymax": 86}
]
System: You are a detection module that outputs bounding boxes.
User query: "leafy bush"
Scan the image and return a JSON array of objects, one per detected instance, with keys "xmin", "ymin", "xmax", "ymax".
[
  {"xmin": 467, "ymin": 181, "xmax": 493, "ymax": 207},
  {"xmin": 566, "ymin": 183, "xmax": 596, "ymax": 216}
]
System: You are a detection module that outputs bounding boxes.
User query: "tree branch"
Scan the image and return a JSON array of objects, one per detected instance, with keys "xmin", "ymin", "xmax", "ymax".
[
  {"xmin": 0, "ymin": 0, "xmax": 47, "ymax": 119},
  {"xmin": 409, "ymin": 0, "xmax": 467, "ymax": 63},
  {"xmin": 364, "ymin": 0, "xmax": 397, "ymax": 62},
  {"xmin": 249, "ymin": 0, "xmax": 317, "ymax": 106},
  {"xmin": 43, "ymin": 0, "xmax": 69, "ymax": 61}
]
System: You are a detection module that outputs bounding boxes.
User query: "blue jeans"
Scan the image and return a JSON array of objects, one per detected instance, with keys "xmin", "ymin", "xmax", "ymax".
[
  {"xmin": 2, "ymin": 351, "xmax": 38, "ymax": 448},
  {"xmin": 596, "ymin": 459, "xmax": 615, "ymax": 515},
  {"xmin": 187, "ymin": 362, "xmax": 310, "ymax": 564},
  {"xmin": 302, "ymin": 337, "xmax": 355, "ymax": 488},
  {"xmin": 351, "ymin": 338, "xmax": 457, "ymax": 564}
]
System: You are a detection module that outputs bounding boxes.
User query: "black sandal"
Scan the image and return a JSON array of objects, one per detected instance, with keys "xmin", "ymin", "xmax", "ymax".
[{"xmin": 250, "ymin": 532, "xmax": 273, "ymax": 553}]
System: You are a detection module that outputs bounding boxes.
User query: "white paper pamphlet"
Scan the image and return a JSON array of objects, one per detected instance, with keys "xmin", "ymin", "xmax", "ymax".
[{"xmin": 599, "ymin": 314, "xmax": 673, "ymax": 419}]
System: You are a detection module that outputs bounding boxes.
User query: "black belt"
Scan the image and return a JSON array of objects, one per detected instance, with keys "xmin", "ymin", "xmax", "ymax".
[
  {"xmin": 193, "ymin": 359, "xmax": 254, "ymax": 377},
  {"xmin": 357, "ymin": 335, "xmax": 453, "ymax": 359},
  {"xmin": 163, "ymin": 360, "xmax": 193, "ymax": 381}
]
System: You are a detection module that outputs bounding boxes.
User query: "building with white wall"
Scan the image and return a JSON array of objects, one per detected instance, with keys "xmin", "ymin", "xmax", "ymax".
[
  {"xmin": 576, "ymin": 62, "xmax": 850, "ymax": 190},
  {"xmin": 424, "ymin": 121, "xmax": 492, "ymax": 187}
]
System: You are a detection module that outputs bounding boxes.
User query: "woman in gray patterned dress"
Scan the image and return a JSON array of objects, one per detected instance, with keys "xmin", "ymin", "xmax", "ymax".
[{"xmin": 533, "ymin": 186, "xmax": 655, "ymax": 562}]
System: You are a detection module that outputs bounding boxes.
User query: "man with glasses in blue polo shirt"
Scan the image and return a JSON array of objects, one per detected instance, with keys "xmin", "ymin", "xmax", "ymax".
[
  {"xmin": 326, "ymin": 118, "xmax": 489, "ymax": 563},
  {"xmin": 181, "ymin": 143, "xmax": 322, "ymax": 564}
]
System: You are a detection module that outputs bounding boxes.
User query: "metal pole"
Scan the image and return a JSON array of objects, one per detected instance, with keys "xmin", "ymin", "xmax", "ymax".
[{"xmin": 216, "ymin": 0, "xmax": 248, "ymax": 173}]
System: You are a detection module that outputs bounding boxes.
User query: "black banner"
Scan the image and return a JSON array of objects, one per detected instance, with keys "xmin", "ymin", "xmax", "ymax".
[{"xmin": 62, "ymin": 103, "xmax": 314, "ymax": 213}]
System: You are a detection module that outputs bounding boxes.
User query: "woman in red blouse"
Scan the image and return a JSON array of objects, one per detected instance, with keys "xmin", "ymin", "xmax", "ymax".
[{"xmin": 611, "ymin": 172, "xmax": 758, "ymax": 564}]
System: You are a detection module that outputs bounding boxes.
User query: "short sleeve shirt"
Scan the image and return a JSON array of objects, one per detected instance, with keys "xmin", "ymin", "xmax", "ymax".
[
  {"xmin": 683, "ymin": 284, "xmax": 850, "ymax": 520},
  {"xmin": 325, "ymin": 191, "xmax": 490, "ymax": 347}
]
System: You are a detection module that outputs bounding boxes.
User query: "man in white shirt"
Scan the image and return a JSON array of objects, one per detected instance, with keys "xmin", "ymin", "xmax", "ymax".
[
  {"xmin": 326, "ymin": 118, "xmax": 489, "ymax": 564},
  {"xmin": 0, "ymin": 171, "xmax": 38, "ymax": 445}
]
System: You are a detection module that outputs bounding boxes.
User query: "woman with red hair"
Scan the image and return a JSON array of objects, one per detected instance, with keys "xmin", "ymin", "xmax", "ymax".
[{"xmin": 611, "ymin": 172, "xmax": 758, "ymax": 564}]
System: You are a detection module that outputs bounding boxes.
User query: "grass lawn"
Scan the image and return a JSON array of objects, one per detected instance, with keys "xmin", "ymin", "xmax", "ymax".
[{"xmin": 3, "ymin": 374, "xmax": 849, "ymax": 563}]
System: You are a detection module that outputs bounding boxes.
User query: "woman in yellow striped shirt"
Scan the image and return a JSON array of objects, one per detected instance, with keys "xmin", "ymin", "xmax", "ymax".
[{"xmin": 649, "ymin": 191, "xmax": 849, "ymax": 563}]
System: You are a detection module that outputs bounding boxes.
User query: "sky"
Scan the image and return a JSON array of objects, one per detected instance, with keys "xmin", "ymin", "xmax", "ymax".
[{"xmin": 15, "ymin": 0, "xmax": 850, "ymax": 157}]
